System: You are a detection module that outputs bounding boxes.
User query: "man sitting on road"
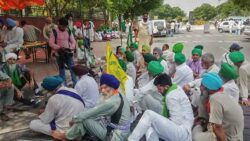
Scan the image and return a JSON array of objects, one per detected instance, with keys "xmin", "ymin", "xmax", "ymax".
[
  {"xmin": 229, "ymin": 51, "xmax": 250, "ymax": 106},
  {"xmin": 30, "ymin": 76, "xmax": 84, "ymax": 136},
  {"xmin": 128, "ymin": 73, "xmax": 194, "ymax": 141},
  {"xmin": 1, "ymin": 53, "xmax": 39, "ymax": 106},
  {"xmin": 51, "ymin": 74, "xmax": 131, "ymax": 141},
  {"xmin": 187, "ymin": 48, "xmax": 203, "ymax": 79},
  {"xmin": 193, "ymin": 73, "xmax": 244, "ymax": 141},
  {"xmin": 72, "ymin": 65, "xmax": 99, "ymax": 110},
  {"xmin": 172, "ymin": 53, "xmax": 194, "ymax": 87},
  {"xmin": 220, "ymin": 43, "xmax": 243, "ymax": 66},
  {"xmin": 0, "ymin": 70, "xmax": 14, "ymax": 121}
]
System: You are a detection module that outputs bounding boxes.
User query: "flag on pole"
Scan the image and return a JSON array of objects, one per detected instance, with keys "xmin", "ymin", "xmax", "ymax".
[
  {"xmin": 106, "ymin": 42, "xmax": 128, "ymax": 94},
  {"xmin": 127, "ymin": 25, "xmax": 133, "ymax": 47}
]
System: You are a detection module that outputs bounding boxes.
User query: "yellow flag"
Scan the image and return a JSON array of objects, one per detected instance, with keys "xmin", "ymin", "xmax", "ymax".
[{"xmin": 106, "ymin": 42, "xmax": 128, "ymax": 94}]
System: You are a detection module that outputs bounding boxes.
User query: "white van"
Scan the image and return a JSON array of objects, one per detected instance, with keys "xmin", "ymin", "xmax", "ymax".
[{"xmin": 152, "ymin": 20, "xmax": 167, "ymax": 37}]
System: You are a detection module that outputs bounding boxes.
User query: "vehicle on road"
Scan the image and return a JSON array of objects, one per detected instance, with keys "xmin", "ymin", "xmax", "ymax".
[
  {"xmin": 152, "ymin": 20, "xmax": 167, "ymax": 37},
  {"xmin": 218, "ymin": 21, "xmax": 237, "ymax": 33},
  {"xmin": 243, "ymin": 24, "xmax": 250, "ymax": 36}
]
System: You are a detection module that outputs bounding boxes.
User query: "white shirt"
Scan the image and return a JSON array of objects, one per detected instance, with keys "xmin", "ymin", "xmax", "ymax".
[
  {"xmin": 123, "ymin": 76, "xmax": 135, "ymax": 105},
  {"xmin": 172, "ymin": 63, "xmax": 194, "ymax": 87},
  {"xmin": 137, "ymin": 71, "xmax": 150, "ymax": 88},
  {"xmin": 74, "ymin": 75, "xmax": 99, "ymax": 109},
  {"xmin": 4, "ymin": 26, "xmax": 24, "ymax": 46},
  {"xmin": 126, "ymin": 62, "xmax": 136, "ymax": 83},
  {"xmin": 167, "ymin": 86, "xmax": 194, "ymax": 131},
  {"xmin": 221, "ymin": 52, "xmax": 234, "ymax": 66},
  {"xmin": 139, "ymin": 20, "xmax": 153, "ymax": 35},
  {"xmin": 170, "ymin": 22, "xmax": 175, "ymax": 30},
  {"xmin": 39, "ymin": 87, "xmax": 84, "ymax": 131},
  {"xmin": 223, "ymin": 80, "xmax": 239, "ymax": 102},
  {"xmin": 206, "ymin": 64, "xmax": 220, "ymax": 74},
  {"xmin": 160, "ymin": 59, "xmax": 169, "ymax": 75}
]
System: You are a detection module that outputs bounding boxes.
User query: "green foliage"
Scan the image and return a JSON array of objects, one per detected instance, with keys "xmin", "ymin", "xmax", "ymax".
[
  {"xmin": 231, "ymin": 0, "xmax": 250, "ymax": 10},
  {"xmin": 217, "ymin": 1, "xmax": 243, "ymax": 18},
  {"xmin": 150, "ymin": 4, "xmax": 185, "ymax": 20},
  {"xmin": 193, "ymin": 3, "xmax": 216, "ymax": 21}
]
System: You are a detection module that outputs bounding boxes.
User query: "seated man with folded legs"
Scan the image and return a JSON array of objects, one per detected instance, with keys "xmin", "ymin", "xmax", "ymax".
[
  {"xmin": 193, "ymin": 73, "xmax": 244, "ymax": 141},
  {"xmin": 30, "ymin": 76, "xmax": 84, "ymax": 136},
  {"xmin": 51, "ymin": 74, "xmax": 131, "ymax": 141},
  {"xmin": 0, "ymin": 70, "xmax": 14, "ymax": 121},
  {"xmin": 128, "ymin": 73, "xmax": 194, "ymax": 141}
]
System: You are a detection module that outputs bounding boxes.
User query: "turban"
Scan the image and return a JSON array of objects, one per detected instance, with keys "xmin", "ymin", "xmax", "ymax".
[
  {"xmin": 230, "ymin": 43, "xmax": 243, "ymax": 51},
  {"xmin": 172, "ymin": 43, "xmax": 184, "ymax": 53},
  {"xmin": 100, "ymin": 74, "xmax": 120, "ymax": 89},
  {"xmin": 120, "ymin": 47, "xmax": 126, "ymax": 53},
  {"xmin": 118, "ymin": 59, "xmax": 127, "ymax": 72},
  {"xmin": 201, "ymin": 73, "xmax": 223, "ymax": 90},
  {"xmin": 75, "ymin": 21, "xmax": 82, "ymax": 28},
  {"xmin": 0, "ymin": 18, "xmax": 4, "ymax": 25},
  {"xmin": 192, "ymin": 48, "xmax": 202, "ymax": 57},
  {"xmin": 41, "ymin": 76, "xmax": 64, "ymax": 91},
  {"xmin": 6, "ymin": 53, "xmax": 17, "ymax": 60},
  {"xmin": 147, "ymin": 61, "xmax": 164, "ymax": 76},
  {"xmin": 219, "ymin": 63, "xmax": 239, "ymax": 80},
  {"xmin": 153, "ymin": 47, "xmax": 163, "ymax": 56},
  {"xmin": 78, "ymin": 39, "xmax": 84, "ymax": 47},
  {"xmin": 194, "ymin": 45, "xmax": 204, "ymax": 50},
  {"xmin": 130, "ymin": 42, "xmax": 138, "ymax": 49},
  {"xmin": 143, "ymin": 53, "xmax": 156, "ymax": 63},
  {"xmin": 142, "ymin": 44, "xmax": 151, "ymax": 53},
  {"xmin": 72, "ymin": 65, "xmax": 89, "ymax": 76},
  {"xmin": 174, "ymin": 53, "xmax": 186, "ymax": 64},
  {"xmin": 229, "ymin": 51, "xmax": 245, "ymax": 63},
  {"xmin": 125, "ymin": 51, "xmax": 134, "ymax": 62},
  {"xmin": 6, "ymin": 18, "xmax": 16, "ymax": 27}
]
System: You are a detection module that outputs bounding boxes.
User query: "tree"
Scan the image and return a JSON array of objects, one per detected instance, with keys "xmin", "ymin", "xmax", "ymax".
[
  {"xmin": 231, "ymin": 0, "xmax": 250, "ymax": 10},
  {"xmin": 150, "ymin": 4, "xmax": 185, "ymax": 20},
  {"xmin": 217, "ymin": 1, "xmax": 243, "ymax": 18},
  {"xmin": 193, "ymin": 3, "xmax": 216, "ymax": 21}
]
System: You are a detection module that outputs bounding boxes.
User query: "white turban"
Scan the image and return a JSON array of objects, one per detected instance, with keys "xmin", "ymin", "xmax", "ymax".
[{"xmin": 5, "ymin": 53, "xmax": 17, "ymax": 60}]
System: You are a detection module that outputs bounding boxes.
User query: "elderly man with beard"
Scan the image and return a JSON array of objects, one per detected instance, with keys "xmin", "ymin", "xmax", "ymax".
[
  {"xmin": 153, "ymin": 47, "xmax": 169, "ymax": 74},
  {"xmin": 51, "ymin": 74, "xmax": 131, "ymax": 141},
  {"xmin": 1, "ymin": 53, "xmax": 39, "ymax": 105},
  {"xmin": 1, "ymin": 18, "xmax": 24, "ymax": 56}
]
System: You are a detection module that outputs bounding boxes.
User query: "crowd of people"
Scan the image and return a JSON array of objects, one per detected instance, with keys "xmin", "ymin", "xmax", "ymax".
[{"xmin": 0, "ymin": 13, "xmax": 249, "ymax": 141}]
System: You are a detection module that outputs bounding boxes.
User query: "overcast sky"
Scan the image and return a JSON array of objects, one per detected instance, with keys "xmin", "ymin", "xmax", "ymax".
[{"xmin": 164, "ymin": 0, "xmax": 228, "ymax": 14}]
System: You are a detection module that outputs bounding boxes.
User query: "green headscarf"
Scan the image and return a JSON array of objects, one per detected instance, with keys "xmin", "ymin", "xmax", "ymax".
[
  {"xmin": 143, "ymin": 53, "xmax": 156, "ymax": 63},
  {"xmin": 229, "ymin": 51, "xmax": 245, "ymax": 63},
  {"xmin": 125, "ymin": 51, "xmax": 134, "ymax": 62},
  {"xmin": 142, "ymin": 44, "xmax": 151, "ymax": 53},
  {"xmin": 194, "ymin": 45, "xmax": 204, "ymax": 50},
  {"xmin": 172, "ymin": 43, "xmax": 184, "ymax": 53},
  {"xmin": 147, "ymin": 61, "xmax": 164, "ymax": 76},
  {"xmin": 192, "ymin": 48, "xmax": 202, "ymax": 57},
  {"xmin": 162, "ymin": 84, "xmax": 178, "ymax": 118},
  {"xmin": 174, "ymin": 53, "xmax": 186, "ymax": 64},
  {"xmin": 130, "ymin": 42, "xmax": 138, "ymax": 49},
  {"xmin": 219, "ymin": 63, "xmax": 239, "ymax": 80},
  {"xmin": 118, "ymin": 59, "xmax": 127, "ymax": 72}
]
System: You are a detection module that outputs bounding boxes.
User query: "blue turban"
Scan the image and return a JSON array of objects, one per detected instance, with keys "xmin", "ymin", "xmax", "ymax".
[
  {"xmin": 100, "ymin": 74, "xmax": 120, "ymax": 89},
  {"xmin": 6, "ymin": 18, "xmax": 16, "ymax": 27},
  {"xmin": 0, "ymin": 18, "xmax": 4, "ymax": 25},
  {"xmin": 201, "ymin": 73, "xmax": 223, "ymax": 90},
  {"xmin": 41, "ymin": 76, "xmax": 64, "ymax": 91}
]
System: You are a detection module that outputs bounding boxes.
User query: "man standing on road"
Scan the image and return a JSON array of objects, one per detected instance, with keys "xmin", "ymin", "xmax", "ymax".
[
  {"xmin": 229, "ymin": 51, "xmax": 250, "ymax": 106},
  {"xmin": 135, "ymin": 13, "xmax": 153, "ymax": 52},
  {"xmin": 49, "ymin": 18, "xmax": 77, "ymax": 86}
]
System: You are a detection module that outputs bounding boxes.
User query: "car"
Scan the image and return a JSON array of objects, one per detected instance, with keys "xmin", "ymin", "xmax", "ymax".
[
  {"xmin": 152, "ymin": 20, "xmax": 167, "ymax": 37},
  {"xmin": 218, "ymin": 21, "xmax": 237, "ymax": 33},
  {"xmin": 243, "ymin": 25, "xmax": 250, "ymax": 36}
]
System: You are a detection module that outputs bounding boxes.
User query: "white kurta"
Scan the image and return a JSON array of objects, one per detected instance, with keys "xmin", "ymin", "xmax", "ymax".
[
  {"xmin": 160, "ymin": 59, "xmax": 169, "ymax": 75},
  {"xmin": 238, "ymin": 61, "xmax": 250, "ymax": 100},
  {"xmin": 128, "ymin": 86, "xmax": 194, "ymax": 141},
  {"xmin": 30, "ymin": 87, "xmax": 85, "ymax": 135},
  {"xmin": 172, "ymin": 63, "xmax": 194, "ymax": 87},
  {"xmin": 3, "ymin": 27, "xmax": 24, "ymax": 54},
  {"xmin": 223, "ymin": 80, "xmax": 239, "ymax": 102},
  {"xmin": 126, "ymin": 62, "xmax": 137, "ymax": 83},
  {"xmin": 220, "ymin": 52, "xmax": 234, "ymax": 66},
  {"xmin": 74, "ymin": 75, "xmax": 99, "ymax": 109},
  {"xmin": 137, "ymin": 71, "xmax": 150, "ymax": 88}
]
